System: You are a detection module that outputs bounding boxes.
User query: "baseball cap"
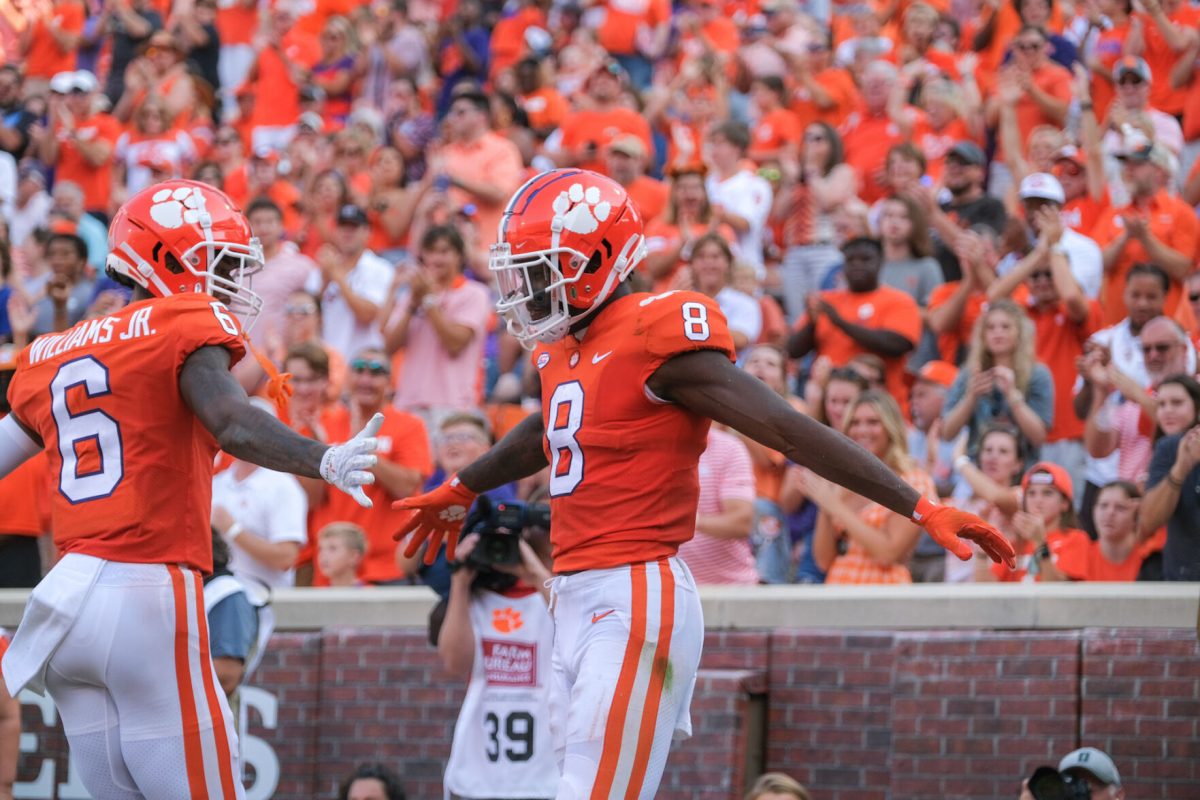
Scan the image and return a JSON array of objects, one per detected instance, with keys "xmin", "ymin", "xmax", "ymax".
[
  {"xmin": 50, "ymin": 70, "xmax": 97, "ymax": 94},
  {"xmin": 250, "ymin": 146, "xmax": 279, "ymax": 164},
  {"xmin": 591, "ymin": 59, "xmax": 628, "ymax": 84},
  {"xmin": 1113, "ymin": 56, "xmax": 1151, "ymax": 83},
  {"xmin": 606, "ymin": 134, "xmax": 647, "ymax": 160},
  {"xmin": 946, "ymin": 141, "xmax": 985, "ymax": 166},
  {"xmin": 1018, "ymin": 173, "xmax": 1065, "ymax": 204},
  {"xmin": 1052, "ymin": 145, "xmax": 1086, "ymax": 166},
  {"xmin": 916, "ymin": 360, "xmax": 958, "ymax": 388},
  {"xmin": 298, "ymin": 111, "xmax": 324, "ymax": 133},
  {"xmin": 1117, "ymin": 141, "xmax": 1175, "ymax": 172},
  {"xmin": 336, "ymin": 204, "xmax": 369, "ymax": 227},
  {"xmin": 1021, "ymin": 462, "xmax": 1074, "ymax": 503},
  {"xmin": 1059, "ymin": 748, "xmax": 1121, "ymax": 786}
]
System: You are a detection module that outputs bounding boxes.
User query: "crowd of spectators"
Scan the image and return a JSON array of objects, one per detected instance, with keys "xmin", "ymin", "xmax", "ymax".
[{"xmin": 0, "ymin": 0, "xmax": 1198, "ymax": 593}]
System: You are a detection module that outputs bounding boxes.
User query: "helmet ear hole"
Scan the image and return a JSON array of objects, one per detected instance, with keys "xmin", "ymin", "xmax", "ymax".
[
  {"xmin": 583, "ymin": 250, "xmax": 603, "ymax": 274},
  {"xmin": 163, "ymin": 252, "xmax": 185, "ymax": 275}
]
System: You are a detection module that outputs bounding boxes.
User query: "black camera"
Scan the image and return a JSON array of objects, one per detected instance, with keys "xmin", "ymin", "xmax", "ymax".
[
  {"xmin": 460, "ymin": 495, "xmax": 551, "ymax": 572},
  {"xmin": 1027, "ymin": 767, "xmax": 1091, "ymax": 800}
]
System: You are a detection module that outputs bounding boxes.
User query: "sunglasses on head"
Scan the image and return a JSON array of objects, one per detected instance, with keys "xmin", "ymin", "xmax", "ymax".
[{"xmin": 350, "ymin": 358, "xmax": 389, "ymax": 375}]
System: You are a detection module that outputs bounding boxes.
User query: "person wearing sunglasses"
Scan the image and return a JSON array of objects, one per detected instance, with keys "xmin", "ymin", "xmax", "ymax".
[
  {"xmin": 37, "ymin": 70, "xmax": 118, "ymax": 224},
  {"xmin": 1098, "ymin": 57, "xmax": 1184, "ymax": 165},
  {"xmin": 309, "ymin": 347, "xmax": 432, "ymax": 587}
]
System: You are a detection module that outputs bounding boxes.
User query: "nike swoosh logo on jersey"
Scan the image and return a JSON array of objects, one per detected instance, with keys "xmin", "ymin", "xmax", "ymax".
[
  {"xmin": 591, "ymin": 609, "xmax": 615, "ymax": 624},
  {"xmin": 592, "ymin": 351, "xmax": 613, "ymax": 364}
]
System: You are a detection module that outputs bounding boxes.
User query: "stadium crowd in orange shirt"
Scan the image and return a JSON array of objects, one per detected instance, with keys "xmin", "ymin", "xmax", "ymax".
[{"xmin": 1, "ymin": 0, "xmax": 1199, "ymax": 597}]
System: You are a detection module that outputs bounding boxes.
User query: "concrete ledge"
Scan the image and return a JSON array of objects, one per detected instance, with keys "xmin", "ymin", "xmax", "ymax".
[{"xmin": 3, "ymin": 583, "xmax": 1196, "ymax": 630}]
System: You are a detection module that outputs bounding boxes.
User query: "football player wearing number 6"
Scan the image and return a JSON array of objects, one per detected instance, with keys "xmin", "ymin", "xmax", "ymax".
[
  {"xmin": 0, "ymin": 180, "xmax": 382, "ymax": 800},
  {"xmin": 395, "ymin": 169, "xmax": 1018, "ymax": 800}
]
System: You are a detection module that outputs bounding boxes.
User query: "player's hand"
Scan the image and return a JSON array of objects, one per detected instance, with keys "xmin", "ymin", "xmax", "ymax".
[
  {"xmin": 391, "ymin": 473, "xmax": 478, "ymax": 565},
  {"xmin": 912, "ymin": 497, "xmax": 1016, "ymax": 567},
  {"xmin": 319, "ymin": 412, "xmax": 383, "ymax": 508}
]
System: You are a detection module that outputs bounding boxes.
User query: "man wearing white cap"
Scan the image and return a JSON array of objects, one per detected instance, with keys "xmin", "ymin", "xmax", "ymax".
[
  {"xmin": 1100, "ymin": 56, "xmax": 1184, "ymax": 160},
  {"xmin": 996, "ymin": 172, "xmax": 1103, "ymax": 299},
  {"xmin": 1058, "ymin": 747, "xmax": 1124, "ymax": 798},
  {"xmin": 35, "ymin": 70, "xmax": 118, "ymax": 223}
]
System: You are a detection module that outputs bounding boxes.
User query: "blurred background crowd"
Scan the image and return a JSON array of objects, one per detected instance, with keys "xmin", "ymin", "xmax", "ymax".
[{"xmin": 0, "ymin": 0, "xmax": 1198, "ymax": 594}]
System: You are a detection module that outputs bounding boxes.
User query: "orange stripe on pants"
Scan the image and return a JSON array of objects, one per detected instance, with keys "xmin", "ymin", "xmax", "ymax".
[
  {"xmin": 191, "ymin": 570, "xmax": 239, "ymax": 799},
  {"xmin": 624, "ymin": 559, "xmax": 676, "ymax": 799},
  {"xmin": 591, "ymin": 562, "xmax": 648, "ymax": 800},
  {"xmin": 168, "ymin": 565, "xmax": 210, "ymax": 799}
]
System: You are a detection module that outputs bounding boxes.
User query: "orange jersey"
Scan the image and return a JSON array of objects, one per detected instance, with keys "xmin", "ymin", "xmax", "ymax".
[
  {"xmin": 1026, "ymin": 299, "xmax": 1103, "ymax": 443},
  {"xmin": 532, "ymin": 291, "xmax": 736, "ymax": 572},
  {"xmin": 7, "ymin": 294, "xmax": 247, "ymax": 573},
  {"xmin": 1053, "ymin": 534, "xmax": 1154, "ymax": 581}
]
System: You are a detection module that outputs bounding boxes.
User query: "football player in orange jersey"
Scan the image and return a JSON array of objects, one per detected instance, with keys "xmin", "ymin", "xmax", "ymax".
[
  {"xmin": 0, "ymin": 180, "xmax": 381, "ymax": 799},
  {"xmin": 396, "ymin": 169, "xmax": 1017, "ymax": 799}
]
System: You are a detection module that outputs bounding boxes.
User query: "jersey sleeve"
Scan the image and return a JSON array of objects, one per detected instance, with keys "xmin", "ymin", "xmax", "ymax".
[
  {"xmin": 169, "ymin": 294, "xmax": 248, "ymax": 372},
  {"xmin": 637, "ymin": 291, "xmax": 736, "ymax": 379}
]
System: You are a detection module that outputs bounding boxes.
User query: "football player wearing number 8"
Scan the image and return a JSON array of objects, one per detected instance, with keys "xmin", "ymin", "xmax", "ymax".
[
  {"xmin": 435, "ymin": 531, "xmax": 558, "ymax": 800},
  {"xmin": 395, "ymin": 169, "xmax": 1017, "ymax": 800},
  {"xmin": 0, "ymin": 179, "xmax": 383, "ymax": 800}
]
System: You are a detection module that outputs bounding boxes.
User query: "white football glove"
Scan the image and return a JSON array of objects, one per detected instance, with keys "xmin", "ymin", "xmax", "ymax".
[{"xmin": 319, "ymin": 412, "xmax": 384, "ymax": 508}]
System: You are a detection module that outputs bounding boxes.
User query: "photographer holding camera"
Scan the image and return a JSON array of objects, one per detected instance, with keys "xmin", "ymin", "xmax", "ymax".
[
  {"xmin": 432, "ymin": 497, "xmax": 558, "ymax": 800},
  {"xmin": 1021, "ymin": 747, "xmax": 1125, "ymax": 800}
]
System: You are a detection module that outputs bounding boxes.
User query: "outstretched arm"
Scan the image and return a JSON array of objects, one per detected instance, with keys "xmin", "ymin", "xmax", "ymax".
[
  {"xmin": 180, "ymin": 345, "xmax": 380, "ymax": 505},
  {"xmin": 649, "ymin": 350, "xmax": 1015, "ymax": 566},
  {"xmin": 458, "ymin": 411, "xmax": 547, "ymax": 493}
]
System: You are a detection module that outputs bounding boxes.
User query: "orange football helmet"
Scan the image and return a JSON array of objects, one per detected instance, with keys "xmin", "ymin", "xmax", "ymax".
[
  {"xmin": 491, "ymin": 169, "xmax": 645, "ymax": 345},
  {"xmin": 105, "ymin": 179, "xmax": 265, "ymax": 330}
]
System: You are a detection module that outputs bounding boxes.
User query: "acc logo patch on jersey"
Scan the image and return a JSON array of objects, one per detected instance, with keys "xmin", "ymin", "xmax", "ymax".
[
  {"xmin": 150, "ymin": 186, "xmax": 209, "ymax": 229},
  {"xmin": 536, "ymin": 352, "xmax": 550, "ymax": 370}
]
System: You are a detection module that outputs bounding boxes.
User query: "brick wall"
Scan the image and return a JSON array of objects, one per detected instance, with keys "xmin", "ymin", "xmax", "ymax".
[{"xmin": 13, "ymin": 628, "xmax": 1200, "ymax": 800}]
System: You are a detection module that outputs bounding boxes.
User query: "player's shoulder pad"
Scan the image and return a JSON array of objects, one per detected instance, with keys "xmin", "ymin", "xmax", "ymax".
[
  {"xmin": 633, "ymin": 290, "xmax": 736, "ymax": 362},
  {"xmin": 163, "ymin": 292, "xmax": 248, "ymax": 366}
]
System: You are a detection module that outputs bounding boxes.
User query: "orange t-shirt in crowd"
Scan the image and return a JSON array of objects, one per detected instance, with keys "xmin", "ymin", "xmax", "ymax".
[
  {"xmin": 249, "ymin": 31, "xmax": 321, "ymax": 129},
  {"xmin": 0, "ymin": 449, "xmax": 50, "ymax": 536},
  {"xmin": 597, "ymin": 0, "xmax": 671, "ymax": 56},
  {"xmin": 643, "ymin": 218, "xmax": 738, "ymax": 291},
  {"xmin": 1060, "ymin": 186, "xmax": 1111, "ymax": 239},
  {"xmin": 1053, "ymin": 534, "xmax": 1156, "ymax": 581},
  {"xmin": 909, "ymin": 113, "xmax": 971, "ymax": 183},
  {"xmin": 24, "ymin": 0, "xmax": 84, "ymax": 79},
  {"xmin": 985, "ymin": 62, "xmax": 1073, "ymax": 163},
  {"xmin": 559, "ymin": 108, "xmax": 654, "ymax": 175},
  {"xmin": 308, "ymin": 405, "xmax": 432, "ymax": 585},
  {"xmin": 54, "ymin": 113, "xmax": 121, "ymax": 212},
  {"xmin": 991, "ymin": 527, "xmax": 1082, "ymax": 582},
  {"xmin": 790, "ymin": 67, "xmax": 861, "ymax": 133},
  {"xmin": 623, "ymin": 175, "xmax": 670, "ymax": 223},
  {"xmin": 1092, "ymin": 190, "xmax": 1200, "ymax": 326},
  {"xmin": 796, "ymin": 285, "xmax": 923, "ymax": 407},
  {"xmin": 519, "ymin": 87, "xmax": 569, "ymax": 134},
  {"xmin": 840, "ymin": 111, "xmax": 907, "ymax": 205},
  {"xmin": 1140, "ymin": 6, "xmax": 1200, "ymax": 117},
  {"xmin": 531, "ymin": 290, "xmax": 736, "ymax": 572},
  {"xmin": 749, "ymin": 107, "xmax": 801, "ymax": 164},
  {"xmin": 7, "ymin": 294, "xmax": 248, "ymax": 574},
  {"xmin": 1087, "ymin": 20, "xmax": 1136, "ymax": 122},
  {"xmin": 662, "ymin": 117, "xmax": 706, "ymax": 173},
  {"xmin": 217, "ymin": 0, "xmax": 257, "ymax": 47},
  {"xmin": 294, "ymin": 0, "xmax": 356, "ymax": 35},
  {"xmin": 976, "ymin": 2, "xmax": 1064, "ymax": 76},
  {"xmin": 1026, "ymin": 298, "xmax": 1104, "ymax": 443},
  {"xmin": 489, "ymin": 6, "xmax": 545, "ymax": 81}
]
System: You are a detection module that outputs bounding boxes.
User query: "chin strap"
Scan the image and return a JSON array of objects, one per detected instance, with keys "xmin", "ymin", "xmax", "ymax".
[{"xmin": 242, "ymin": 335, "xmax": 293, "ymax": 418}]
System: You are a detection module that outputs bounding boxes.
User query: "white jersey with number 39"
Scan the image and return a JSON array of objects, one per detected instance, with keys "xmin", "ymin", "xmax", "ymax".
[{"xmin": 444, "ymin": 588, "xmax": 558, "ymax": 800}]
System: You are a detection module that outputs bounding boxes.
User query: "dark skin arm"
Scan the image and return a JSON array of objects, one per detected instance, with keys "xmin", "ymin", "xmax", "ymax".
[
  {"xmin": 821, "ymin": 302, "xmax": 915, "ymax": 358},
  {"xmin": 179, "ymin": 345, "xmax": 328, "ymax": 476},
  {"xmin": 457, "ymin": 410, "xmax": 548, "ymax": 492},
  {"xmin": 648, "ymin": 349, "xmax": 922, "ymax": 517}
]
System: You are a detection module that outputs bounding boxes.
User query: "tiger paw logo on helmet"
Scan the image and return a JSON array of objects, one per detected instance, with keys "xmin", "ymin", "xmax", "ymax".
[
  {"xmin": 149, "ymin": 186, "xmax": 209, "ymax": 230},
  {"xmin": 552, "ymin": 183, "xmax": 611, "ymax": 235}
]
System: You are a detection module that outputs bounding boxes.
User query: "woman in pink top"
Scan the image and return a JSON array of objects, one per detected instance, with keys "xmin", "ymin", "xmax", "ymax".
[
  {"xmin": 676, "ymin": 428, "xmax": 760, "ymax": 585},
  {"xmin": 803, "ymin": 391, "xmax": 938, "ymax": 584},
  {"xmin": 382, "ymin": 225, "xmax": 493, "ymax": 431}
]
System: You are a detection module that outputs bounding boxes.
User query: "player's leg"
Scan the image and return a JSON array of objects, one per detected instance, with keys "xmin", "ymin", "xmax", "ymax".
[
  {"xmin": 553, "ymin": 558, "xmax": 704, "ymax": 800},
  {"xmin": 108, "ymin": 564, "xmax": 244, "ymax": 800},
  {"xmin": 43, "ymin": 666, "xmax": 145, "ymax": 800}
]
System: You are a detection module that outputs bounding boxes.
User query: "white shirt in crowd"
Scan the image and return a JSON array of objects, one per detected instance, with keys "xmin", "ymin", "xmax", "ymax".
[
  {"xmin": 211, "ymin": 465, "xmax": 308, "ymax": 588},
  {"xmin": 306, "ymin": 248, "xmax": 393, "ymax": 358},
  {"xmin": 706, "ymin": 169, "xmax": 773, "ymax": 272},
  {"xmin": 995, "ymin": 227, "xmax": 1103, "ymax": 300}
]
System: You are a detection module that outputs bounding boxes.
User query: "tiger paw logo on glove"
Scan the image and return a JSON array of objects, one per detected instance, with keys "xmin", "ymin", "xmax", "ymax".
[
  {"xmin": 552, "ymin": 183, "xmax": 612, "ymax": 235},
  {"xmin": 439, "ymin": 504, "xmax": 468, "ymax": 523},
  {"xmin": 149, "ymin": 186, "xmax": 209, "ymax": 229}
]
